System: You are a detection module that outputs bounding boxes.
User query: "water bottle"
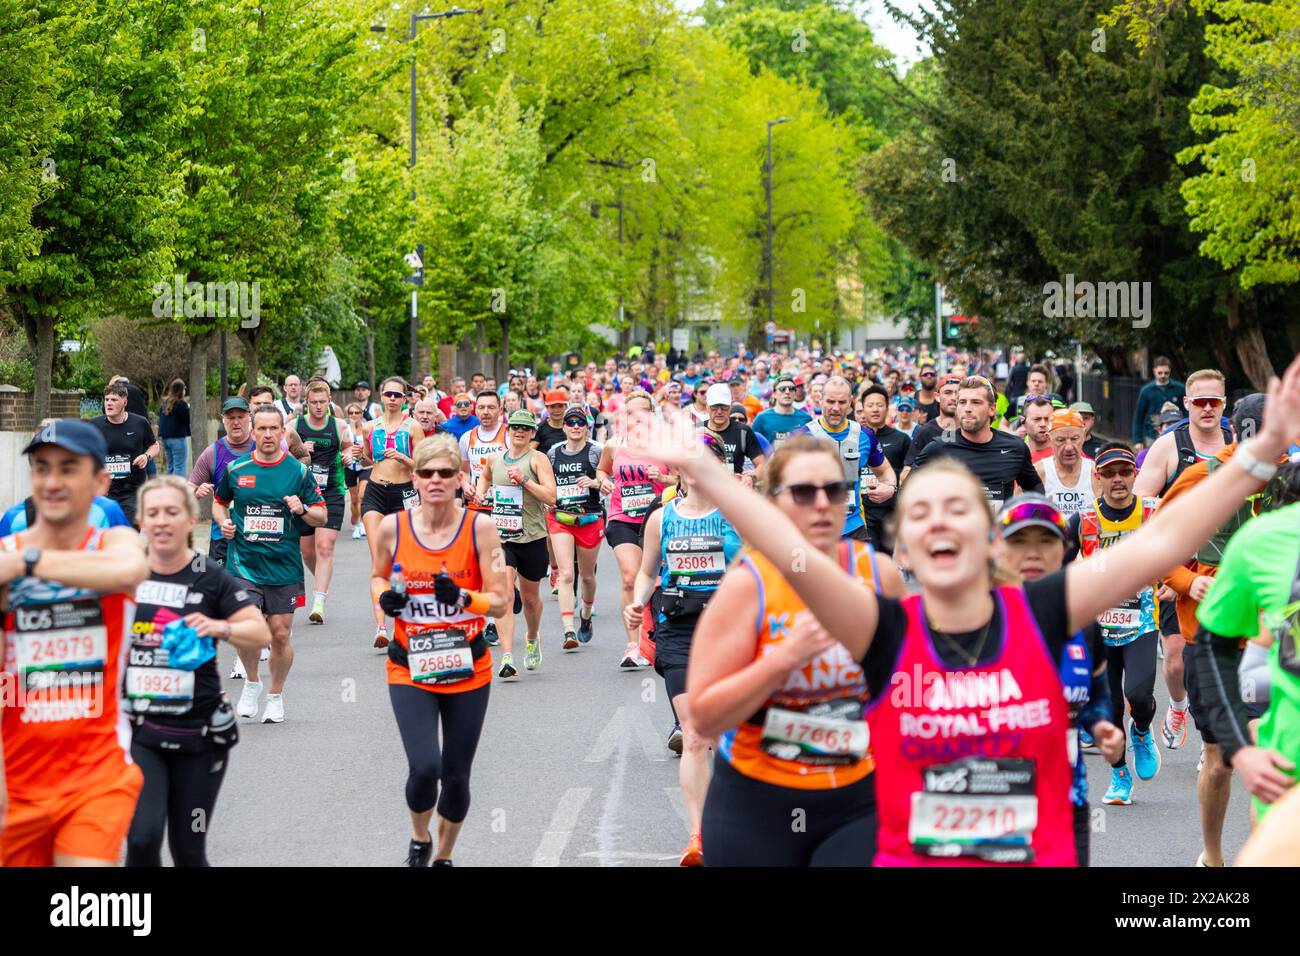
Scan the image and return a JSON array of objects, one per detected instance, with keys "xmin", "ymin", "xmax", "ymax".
[{"xmin": 390, "ymin": 562, "xmax": 406, "ymax": 598}]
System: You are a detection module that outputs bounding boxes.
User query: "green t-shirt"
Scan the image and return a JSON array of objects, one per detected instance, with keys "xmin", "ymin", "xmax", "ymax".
[
  {"xmin": 1197, "ymin": 506, "xmax": 1300, "ymax": 638},
  {"xmin": 215, "ymin": 452, "xmax": 324, "ymax": 586}
]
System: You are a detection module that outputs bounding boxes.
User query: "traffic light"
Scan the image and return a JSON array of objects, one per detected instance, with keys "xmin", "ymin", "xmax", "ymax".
[
  {"xmin": 562, "ymin": 352, "xmax": 581, "ymax": 371},
  {"xmin": 947, "ymin": 321, "xmax": 960, "ymax": 338}
]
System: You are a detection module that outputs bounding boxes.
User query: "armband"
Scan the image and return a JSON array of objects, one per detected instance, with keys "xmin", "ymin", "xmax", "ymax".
[
  {"xmin": 1234, "ymin": 442, "xmax": 1278, "ymax": 482},
  {"xmin": 461, "ymin": 590, "xmax": 491, "ymax": 615}
]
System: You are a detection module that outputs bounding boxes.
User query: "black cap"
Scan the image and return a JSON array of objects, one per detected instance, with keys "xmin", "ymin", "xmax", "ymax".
[
  {"xmin": 728, "ymin": 374, "xmax": 745, "ymax": 386},
  {"xmin": 23, "ymin": 419, "xmax": 107, "ymax": 464},
  {"xmin": 354, "ymin": 381, "xmax": 371, "ymax": 390},
  {"xmin": 729, "ymin": 403, "xmax": 748, "ymax": 418},
  {"xmin": 1232, "ymin": 393, "xmax": 1266, "ymax": 439}
]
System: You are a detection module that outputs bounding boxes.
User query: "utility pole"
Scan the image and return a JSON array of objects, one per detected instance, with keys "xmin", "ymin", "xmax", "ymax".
[{"xmin": 766, "ymin": 118, "xmax": 791, "ymax": 336}]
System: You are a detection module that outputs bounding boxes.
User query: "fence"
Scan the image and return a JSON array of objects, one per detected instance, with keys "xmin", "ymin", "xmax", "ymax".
[{"xmin": 1079, "ymin": 373, "xmax": 1145, "ymax": 444}]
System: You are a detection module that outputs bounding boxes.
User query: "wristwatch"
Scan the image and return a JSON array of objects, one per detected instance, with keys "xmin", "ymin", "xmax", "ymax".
[{"xmin": 23, "ymin": 548, "xmax": 41, "ymax": 578}]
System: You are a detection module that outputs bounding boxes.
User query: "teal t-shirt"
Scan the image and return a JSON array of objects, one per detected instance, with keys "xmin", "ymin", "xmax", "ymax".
[
  {"xmin": 215, "ymin": 452, "xmax": 325, "ymax": 587},
  {"xmin": 751, "ymin": 408, "xmax": 811, "ymax": 447}
]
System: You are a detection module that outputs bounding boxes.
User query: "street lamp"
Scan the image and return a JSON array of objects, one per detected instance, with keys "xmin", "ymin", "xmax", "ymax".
[
  {"xmin": 765, "ymin": 117, "xmax": 791, "ymax": 336},
  {"xmin": 372, "ymin": 7, "xmax": 475, "ymax": 381}
]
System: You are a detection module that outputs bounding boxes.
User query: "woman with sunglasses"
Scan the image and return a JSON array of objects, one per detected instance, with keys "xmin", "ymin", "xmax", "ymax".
[
  {"xmin": 370, "ymin": 434, "xmax": 509, "ymax": 866},
  {"xmin": 622, "ymin": 431, "xmax": 742, "ymax": 866},
  {"xmin": 126, "ymin": 477, "xmax": 270, "ymax": 866},
  {"xmin": 687, "ymin": 434, "xmax": 903, "ymax": 866},
  {"xmin": 598, "ymin": 392, "xmax": 672, "ymax": 669},
  {"xmin": 650, "ymin": 353, "xmax": 1300, "ymax": 865},
  {"xmin": 994, "ymin": 493, "xmax": 1122, "ymax": 867},
  {"xmin": 547, "ymin": 408, "xmax": 605, "ymax": 649},
  {"xmin": 343, "ymin": 404, "xmax": 371, "ymax": 539},
  {"xmin": 1064, "ymin": 443, "xmax": 1162, "ymax": 806},
  {"xmin": 361, "ymin": 376, "xmax": 427, "ymax": 647}
]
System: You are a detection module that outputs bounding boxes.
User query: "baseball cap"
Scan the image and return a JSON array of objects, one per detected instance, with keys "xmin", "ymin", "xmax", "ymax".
[
  {"xmin": 728, "ymin": 374, "xmax": 745, "ymax": 386},
  {"xmin": 1159, "ymin": 406, "xmax": 1182, "ymax": 427},
  {"xmin": 562, "ymin": 409, "xmax": 589, "ymax": 426},
  {"xmin": 706, "ymin": 384, "xmax": 732, "ymax": 407},
  {"xmin": 544, "ymin": 389, "xmax": 567, "ymax": 405},
  {"xmin": 896, "ymin": 397, "xmax": 916, "ymax": 412},
  {"xmin": 506, "ymin": 410, "xmax": 537, "ymax": 430},
  {"xmin": 354, "ymin": 380, "xmax": 371, "ymax": 390},
  {"xmin": 1069, "ymin": 401, "xmax": 1095, "ymax": 415},
  {"xmin": 729, "ymin": 403, "xmax": 749, "ymax": 419},
  {"xmin": 221, "ymin": 397, "xmax": 251, "ymax": 414},
  {"xmin": 996, "ymin": 493, "xmax": 1068, "ymax": 541},
  {"xmin": 23, "ymin": 419, "xmax": 107, "ymax": 465}
]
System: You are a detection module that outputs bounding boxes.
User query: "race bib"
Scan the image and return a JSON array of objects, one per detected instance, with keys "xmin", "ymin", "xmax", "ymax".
[
  {"xmin": 311, "ymin": 464, "xmax": 330, "ymax": 487},
  {"xmin": 493, "ymin": 484, "xmax": 524, "ymax": 540},
  {"xmin": 760, "ymin": 701, "xmax": 869, "ymax": 766},
  {"xmin": 401, "ymin": 486, "xmax": 419, "ymax": 511},
  {"xmin": 1099, "ymin": 595, "xmax": 1143, "ymax": 644},
  {"xmin": 619, "ymin": 482, "xmax": 655, "ymax": 519},
  {"xmin": 242, "ymin": 504, "xmax": 285, "ymax": 540},
  {"xmin": 126, "ymin": 664, "xmax": 195, "ymax": 713},
  {"xmin": 909, "ymin": 758, "xmax": 1038, "ymax": 863},
  {"xmin": 407, "ymin": 627, "xmax": 474, "ymax": 685},
  {"xmin": 665, "ymin": 534, "xmax": 726, "ymax": 588},
  {"xmin": 106, "ymin": 455, "xmax": 132, "ymax": 478},
  {"xmin": 12, "ymin": 598, "xmax": 108, "ymax": 691},
  {"xmin": 557, "ymin": 479, "xmax": 587, "ymax": 504}
]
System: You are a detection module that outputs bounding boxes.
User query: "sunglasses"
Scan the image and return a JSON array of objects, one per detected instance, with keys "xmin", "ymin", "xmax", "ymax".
[
  {"xmin": 383, "ymin": 391, "xmax": 404, "ymax": 399},
  {"xmin": 564, "ymin": 418, "xmax": 588, "ymax": 427},
  {"xmin": 773, "ymin": 481, "xmax": 852, "ymax": 506},
  {"xmin": 508, "ymin": 425, "xmax": 535, "ymax": 432},
  {"xmin": 414, "ymin": 466, "xmax": 458, "ymax": 479},
  {"xmin": 997, "ymin": 500, "xmax": 1068, "ymax": 534},
  {"xmin": 1188, "ymin": 396, "xmax": 1225, "ymax": 409},
  {"xmin": 454, "ymin": 402, "xmax": 472, "ymax": 408},
  {"xmin": 1097, "ymin": 466, "xmax": 1136, "ymax": 479},
  {"xmin": 775, "ymin": 385, "xmax": 795, "ymax": 393}
]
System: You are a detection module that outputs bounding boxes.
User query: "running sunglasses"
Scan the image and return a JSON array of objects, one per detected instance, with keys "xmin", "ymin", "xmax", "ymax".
[
  {"xmin": 774, "ymin": 385, "xmax": 795, "ymax": 393},
  {"xmin": 1096, "ymin": 465, "xmax": 1136, "ymax": 479},
  {"xmin": 997, "ymin": 500, "xmax": 1069, "ymax": 535},
  {"xmin": 1188, "ymin": 396, "xmax": 1225, "ymax": 409},
  {"xmin": 414, "ymin": 466, "xmax": 458, "ymax": 479},
  {"xmin": 454, "ymin": 401, "xmax": 472, "ymax": 408},
  {"xmin": 772, "ymin": 480, "xmax": 852, "ymax": 505},
  {"xmin": 382, "ymin": 390, "xmax": 405, "ymax": 399},
  {"xmin": 564, "ymin": 416, "xmax": 588, "ymax": 427}
]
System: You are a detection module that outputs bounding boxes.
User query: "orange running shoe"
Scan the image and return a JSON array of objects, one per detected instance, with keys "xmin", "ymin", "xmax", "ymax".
[{"xmin": 679, "ymin": 833, "xmax": 704, "ymax": 867}]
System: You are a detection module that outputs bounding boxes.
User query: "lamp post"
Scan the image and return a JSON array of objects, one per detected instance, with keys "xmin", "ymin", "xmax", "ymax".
[
  {"xmin": 372, "ymin": 7, "xmax": 474, "ymax": 381},
  {"xmin": 765, "ymin": 117, "xmax": 791, "ymax": 336}
]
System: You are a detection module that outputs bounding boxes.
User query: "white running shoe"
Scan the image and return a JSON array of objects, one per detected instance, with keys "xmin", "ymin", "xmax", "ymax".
[
  {"xmin": 230, "ymin": 655, "xmax": 247, "ymax": 680},
  {"xmin": 237, "ymin": 681, "xmax": 262, "ymax": 718},
  {"xmin": 262, "ymin": 693, "xmax": 285, "ymax": 723},
  {"xmin": 352, "ymin": 525, "xmax": 362, "ymax": 540},
  {"xmin": 259, "ymin": 646, "xmax": 270, "ymax": 663}
]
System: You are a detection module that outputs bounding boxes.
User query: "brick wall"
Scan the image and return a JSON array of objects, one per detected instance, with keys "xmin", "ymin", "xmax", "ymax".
[{"xmin": 0, "ymin": 386, "xmax": 85, "ymax": 432}]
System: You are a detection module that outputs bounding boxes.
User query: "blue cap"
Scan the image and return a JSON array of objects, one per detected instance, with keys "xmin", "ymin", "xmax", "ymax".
[
  {"xmin": 896, "ymin": 397, "xmax": 916, "ymax": 411},
  {"xmin": 23, "ymin": 419, "xmax": 107, "ymax": 465}
]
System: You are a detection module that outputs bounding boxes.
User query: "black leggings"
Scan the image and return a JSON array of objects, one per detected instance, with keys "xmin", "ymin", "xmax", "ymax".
[
  {"xmin": 702, "ymin": 756, "xmax": 877, "ymax": 866},
  {"xmin": 1105, "ymin": 630, "xmax": 1158, "ymax": 765},
  {"xmin": 389, "ymin": 682, "xmax": 490, "ymax": 822},
  {"xmin": 125, "ymin": 741, "xmax": 228, "ymax": 867}
]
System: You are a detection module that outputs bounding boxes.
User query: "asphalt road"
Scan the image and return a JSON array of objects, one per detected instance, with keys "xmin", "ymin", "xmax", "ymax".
[{"xmin": 200, "ymin": 525, "xmax": 1253, "ymax": 867}]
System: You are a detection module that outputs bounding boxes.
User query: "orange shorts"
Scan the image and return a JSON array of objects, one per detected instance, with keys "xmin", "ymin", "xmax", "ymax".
[
  {"xmin": 546, "ymin": 513, "xmax": 605, "ymax": 550},
  {"xmin": 2, "ymin": 762, "xmax": 143, "ymax": 867}
]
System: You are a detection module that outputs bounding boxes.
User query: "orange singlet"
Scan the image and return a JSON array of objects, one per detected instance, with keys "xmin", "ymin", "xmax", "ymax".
[
  {"xmin": 0, "ymin": 527, "xmax": 143, "ymax": 865},
  {"xmin": 718, "ymin": 541, "xmax": 881, "ymax": 790},
  {"xmin": 386, "ymin": 510, "xmax": 492, "ymax": 694}
]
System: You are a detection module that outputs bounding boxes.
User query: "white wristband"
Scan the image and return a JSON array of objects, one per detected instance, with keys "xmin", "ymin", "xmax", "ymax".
[{"xmin": 1233, "ymin": 442, "xmax": 1277, "ymax": 482}]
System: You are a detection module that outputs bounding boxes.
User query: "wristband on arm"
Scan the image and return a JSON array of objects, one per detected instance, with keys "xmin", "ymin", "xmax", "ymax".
[{"xmin": 460, "ymin": 590, "xmax": 491, "ymax": 615}]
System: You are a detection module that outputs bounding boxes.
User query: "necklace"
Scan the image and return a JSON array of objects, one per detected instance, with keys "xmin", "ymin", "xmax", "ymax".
[{"xmin": 929, "ymin": 611, "xmax": 995, "ymax": 668}]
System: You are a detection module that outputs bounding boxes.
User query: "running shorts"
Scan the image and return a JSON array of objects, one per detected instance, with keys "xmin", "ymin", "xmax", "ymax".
[
  {"xmin": 299, "ymin": 492, "xmax": 345, "ymax": 535},
  {"xmin": 231, "ymin": 574, "xmax": 305, "ymax": 616},
  {"xmin": 344, "ymin": 467, "xmax": 371, "ymax": 489},
  {"xmin": 503, "ymin": 538, "xmax": 549, "ymax": 582},
  {"xmin": 1159, "ymin": 598, "xmax": 1179, "ymax": 637},
  {"xmin": 653, "ymin": 614, "xmax": 700, "ymax": 698},
  {"xmin": 2, "ymin": 762, "xmax": 143, "ymax": 866},
  {"xmin": 1184, "ymin": 641, "xmax": 1264, "ymax": 746},
  {"xmin": 361, "ymin": 479, "xmax": 416, "ymax": 516},
  {"xmin": 546, "ymin": 513, "xmax": 605, "ymax": 550},
  {"xmin": 208, "ymin": 537, "xmax": 228, "ymax": 567},
  {"xmin": 605, "ymin": 518, "xmax": 644, "ymax": 551}
]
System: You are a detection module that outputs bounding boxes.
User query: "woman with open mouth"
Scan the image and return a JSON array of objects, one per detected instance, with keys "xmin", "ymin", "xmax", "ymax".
[{"xmin": 650, "ymin": 352, "xmax": 1300, "ymax": 865}]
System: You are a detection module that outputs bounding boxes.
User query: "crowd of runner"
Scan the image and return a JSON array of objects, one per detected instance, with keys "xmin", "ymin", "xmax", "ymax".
[{"xmin": 5, "ymin": 339, "xmax": 1300, "ymax": 868}]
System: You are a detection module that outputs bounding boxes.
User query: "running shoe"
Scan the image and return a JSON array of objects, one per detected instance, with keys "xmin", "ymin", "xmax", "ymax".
[
  {"xmin": 620, "ymin": 645, "xmax": 640, "ymax": 668},
  {"xmin": 513, "ymin": 588, "xmax": 523, "ymax": 614},
  {"xmin": 259, "ymin": 646, "xmax": 270, "ymax": 662},
  {"xmin": 1130, "ymin": 718, "xmax": 1161, "ymax": 780},
  {"xmin": 358, "ymin": 525, "xmax": 367, "ymax": 538},
  {"xmin": 432, "ymin": 859, "xmax": 454, "ymax": 867},
  {"xmin": 484, "ymin": 622, "xmax": 500, "ymax": 646},
  {"xmin": 668, "ymin": 723, "xmax": 683, "ymax": 756},
  {"xmin": 1102, "ymin": 766, "xmax": 1133, "ymax": 805},
  {"xmin": 262, "ymin": 693, "xmax": 285, "ymax": 723},
  {"xmin": 374, "ymin": 626, "xmax": 389, "ymax": 649},
  {"xmin": 1161, "ymin": 705, "xmax": 1188, "ymax": 750},
  {"xmin": 498, "ymin": 653, "xmax": 518, "ymax": 680},
  {"xmin": 237, "ymin": 681, "xmax": 261, "ymax": 719},
  {"xmin": 562, "ymin": 630, "xmax": 579, "ymax": 651},
  {"xmin": 352, "ymin": 525, "xmax": 362, "ymax": 540},
  {"xmin": 633, "ymin": 652, "xmax": 652, "ymax": 667},
  {"xmin": 1079, "ymin": 728, "xmax": 1097, "ymax": 752},
  {"xmin": 405, "ymin": 839, "xmax": 432, "ymax": 867},
  {"xmin": 230, "ymin": 654, "xmax": 247, "ymax": 680},
  {"xmin": 679, "ymin": 833, "xmax": 704, "ymax": 867},
  {"xmin": 1195, "ymin": 851, "xmax": 1222, "ymax": 867},
  {"xmin": 309, "ymin": 597, "xmax": 325, "ymax": 625},
  {"xmin": 525, "ymin": 640, "xmax": 541, "ymax": 671},
  {"xmin": 578, "ymin": 615, "xmax": 594, "ymax": 644}
]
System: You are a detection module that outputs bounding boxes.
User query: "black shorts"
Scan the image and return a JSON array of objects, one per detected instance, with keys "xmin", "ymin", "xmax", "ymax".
[
  {"xmin": 605, "ymin": 518, "xmax": 644, "ymax": 551},
  {"xmin": 230, "ymin": 575, "xmax": 304, "ymax": 617},
  {"xmin": 1159, "ymin": 598, "xmax": 1179, "ymax": 636},
  {"xmin": 299, "ymin": 492, "xmax": 344, "ymax": 535},
  {"xmin": 361, "ymin": 479, "xmax": 415, "ymax": 516},
  {"xmin": 654, "ymin": 614, "xmax": 700, "ymax": 699},
  {"xmin": 1184, "ymin": 641, "xmax": 1264, "ymax": 746},
  {"xmin": 344, "ymin": 468, "xmax": 371, "ymax": 489},
  {"xmin": 503, "ymin": 538, "xmax": 549, "ymax": 582},
  {"xmin": 207, "ymin": 537, "xmax": 228, "ymax": 567}
]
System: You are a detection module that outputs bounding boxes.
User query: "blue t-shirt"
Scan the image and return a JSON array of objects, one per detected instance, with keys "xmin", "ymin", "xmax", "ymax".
[
  {"xmin": 0, "ymin": 495, "xmax": 131, "ymax": 537},
  {"xmin": 794, "ymin": 418, "xmax": 884, "ymax": 535},
  {"xmin": 751, "ymin": 408, "xmax": 812, "ymax": 447},
  {"xmin": 442, "ymin": 415, "xmax": 480, "ymax": 441}
]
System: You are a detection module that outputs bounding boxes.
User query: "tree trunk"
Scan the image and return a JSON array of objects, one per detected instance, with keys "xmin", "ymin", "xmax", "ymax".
[
  {"xmin": 238, "ymin": 327, "xmax": 261, "ymax": 393},
  {"xmin": 26, "ymin": 309, "xmax": 56, "ymax": 423},
  {"xmin": 189, "ymin": 329, "xmax": 213, "ymax": 457},
  {"xmin": 1226, "ymin": 286, "xmax": 1276, "ymax": 392},
  {"xmin": 499, "ymin": 317, "xmax": 510, "ymax": 380}
]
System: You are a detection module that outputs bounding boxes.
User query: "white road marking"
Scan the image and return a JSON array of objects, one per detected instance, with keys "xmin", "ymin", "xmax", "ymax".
[{"xmin": 530, "ymin": 787, "xmax": 592, "ymax": 867}]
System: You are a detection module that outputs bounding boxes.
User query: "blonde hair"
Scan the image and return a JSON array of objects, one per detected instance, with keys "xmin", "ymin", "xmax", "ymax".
[
  {"xmin": 624, "ymin": 391, "xmax": 654, "ymax": 411},
  {"xmin": 137, "ymin": 476, "xmax": 199, "ymax": 547},
  {"xmin": 413, "ymin": 433, "xmax": 462, "ymax": 472},
  {"xmin": 305, "ymin": 379, "xmax": 332, "ymax": 398},
  {"xmin": 1186, "ymin": 368, "xmax": 1225, "ymax": 392}
]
